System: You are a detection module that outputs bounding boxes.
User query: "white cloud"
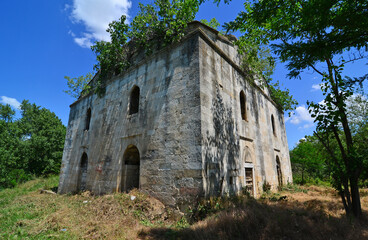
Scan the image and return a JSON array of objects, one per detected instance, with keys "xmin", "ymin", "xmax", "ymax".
[
  {"xmin": 300, "ymin": 123, "xmax": 315, "ymax": 129},
  {"xmin": 311, "ymin": 83, "xmax": 322, "ymax": 91},
  {"xmin": 68, "ymin": 0, "xmax": 132, "ymax": 48},
  {"xmin": 68, "ymin": 30, "xmax": 76, "ymax": 37},
  {"xmin": 0, "ymin": 96, "xmax": 21, "ymax": 109},
  {"xmin": 287, "ymin": 105, "xmax": 314, "ymax": 127},
  {"xmin": 74, "ymin": 33, "xmax": 94, "ymax": 48}
]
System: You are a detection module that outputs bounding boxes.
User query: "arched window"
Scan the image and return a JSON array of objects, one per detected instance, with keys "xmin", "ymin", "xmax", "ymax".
[
  {"xmin": 271, "ymin": 114, "xmax": 276, "ymax": 136},
  {"xmin": 85, "ymin": 108, "xmax": 91, "ymax": 130},
  {"xmin": 77, "ymin": 153, "xmax": 88, "ymax": 192},
  {"xmin": 122, "ymin": 145, "xmax": 140, "ymax": 191},
  {"xmin": 129, "ymin": 86, "xmax": 140, "ymax": 115},
  {"xmin": 276, "ymin": 156, "xmax": 283, "ymax": 187},
  {"xmin": 240, "ymin": 91, "xmax": 247, "ymax": 121}
]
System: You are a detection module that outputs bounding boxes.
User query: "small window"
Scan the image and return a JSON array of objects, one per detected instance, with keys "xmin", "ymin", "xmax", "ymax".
[
  {"xmin": 229, "ymin": 176, "xmax": 234, "ymax": 185},
  {"xmin": 240, "ymin": 91, "xmax": 247, "ymax": 121},
  {"xmin": 85, "ymin": 108, "xmax": 91, "ymax": 131},
  {"xmin": 271, "ymin": 114, "xmax": 276, "ymax": 136},
  {"xmin": 129, "ymin": 86, "xmax": 140, "ymax": 115}
]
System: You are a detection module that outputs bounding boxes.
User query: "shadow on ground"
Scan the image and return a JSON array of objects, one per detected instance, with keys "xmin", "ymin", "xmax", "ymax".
[{"xmin": 138, "ymin": 198, "xmax": 368, "ymax": 240}]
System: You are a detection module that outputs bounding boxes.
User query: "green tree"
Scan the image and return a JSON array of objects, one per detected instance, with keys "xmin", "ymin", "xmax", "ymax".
[
  {"xmin": 225, "ymin": 0, "xmax": 368, "ymax": 217},
  {"xmin": 0, "ymin": 104, "xmax": 22, "ymax": 188},
  {"xmin": 0, "ymin": 104, "xmax": 15, "ymax": 122},
  {"xmin": 200, "ymin": 18, "xmax": 221, "ymax": 31},
  {"xmin": 91, "ymin": 0, "xmax": 199, "ymax": 95},
  {"xmin": 64, "ymin": 73, "xmax": 93, "ymax": 99},
  {"xmin": 346, "ymin": 94, "xmax": 368, "ymax": 186},
  {"xmin": 0, "ymin": 101, "xmax": 66, "ymax": 189},
  {"xmin": 18, "ymin": 100, "xmax": 66, "ymax": 175},
  {"xmin": 290, "ymin": 136, "xmax": 327, "ymax": 184}
]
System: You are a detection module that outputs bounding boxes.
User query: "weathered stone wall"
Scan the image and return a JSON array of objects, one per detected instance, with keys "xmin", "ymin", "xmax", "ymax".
[
  {"xmin": 58, "ymin": 33, "xmax": 203, "ymax": 206},
  {"xmin": 58, "ymin": 22, "xmax": 292, "ymax": 206},
  {"xmin": 198, "ymin": 26, "xmax": 292, "ymax": 197}
]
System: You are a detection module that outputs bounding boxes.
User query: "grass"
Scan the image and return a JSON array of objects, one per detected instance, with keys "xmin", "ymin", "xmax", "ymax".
[{"xmin": 1, "ymin": 176, "xmax": 367, "ymax": 239}]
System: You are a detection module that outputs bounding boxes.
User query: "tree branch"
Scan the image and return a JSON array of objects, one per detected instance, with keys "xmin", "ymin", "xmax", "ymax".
[{"xmin": 308, "ymin": 63, "xmax": 324, "ymax": 76}]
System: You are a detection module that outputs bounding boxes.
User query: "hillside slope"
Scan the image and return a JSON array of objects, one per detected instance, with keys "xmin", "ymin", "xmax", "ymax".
[{"xmin": 0, "ymin": 176, "xmax": 367, "ymax": 239}]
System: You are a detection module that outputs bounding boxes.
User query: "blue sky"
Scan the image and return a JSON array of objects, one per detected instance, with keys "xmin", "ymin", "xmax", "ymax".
[{"xmin": 1, "ymin": 0, "xmax": 366, "ymax": 149}]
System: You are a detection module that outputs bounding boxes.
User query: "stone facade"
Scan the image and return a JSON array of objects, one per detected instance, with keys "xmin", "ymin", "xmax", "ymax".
[{"xmin": 58, "ymin": 21, "xmax": 292, "ymax": 206}]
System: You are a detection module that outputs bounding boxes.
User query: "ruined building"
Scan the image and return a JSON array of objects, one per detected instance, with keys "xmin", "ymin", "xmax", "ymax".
[{"xmin": 58, "ymin": 22, "xmax": 292, "ymax": 206}]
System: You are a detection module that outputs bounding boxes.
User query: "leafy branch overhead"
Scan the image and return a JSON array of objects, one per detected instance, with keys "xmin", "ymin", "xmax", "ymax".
[
  {"xmin": 231, "ymin": 26, "xmax": 297, "ymax": 112},
  {"xmin": 91, "ymin": 0, "xmax": 199, "ymax": 95}
]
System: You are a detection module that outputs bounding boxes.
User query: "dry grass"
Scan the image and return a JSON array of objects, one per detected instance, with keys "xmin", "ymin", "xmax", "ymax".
[
  {"xmin": 24, "ymin": 190, "xmax": 172, "ymax": 239},
  {"xmin": 0, "ymin": 177, "xmax": 175, "ymax": 239},
  {"xmin": 1, "ymin": 177, "xmax": 368, "ymax": 239},
  {"xmin": 140, "ymin": 185, "xmax": 368, "ymax": 240}
]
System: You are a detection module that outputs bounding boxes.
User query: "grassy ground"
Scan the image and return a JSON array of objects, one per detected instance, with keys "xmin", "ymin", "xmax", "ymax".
[{"xmin": 0, "ymin": 176, "xmax": 367, "ymax": 239}]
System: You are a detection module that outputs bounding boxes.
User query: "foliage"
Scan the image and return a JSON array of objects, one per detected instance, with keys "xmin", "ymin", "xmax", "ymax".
[
  {"xmin": 0, "ymin": 101, "xmax": 66, "ymax": 189},
  {"xmin": 262, "ymin": 181, "xmax": 271, "ymax": 192},
  {"xmin": 226, "ymin": 0, "xmax": 368, "ymax": 218},
  {"xmin": 290, "ymin": 93, "xmax": 368, "ymax": 187},
  {"xmin": 188, "ymin": 193, "xmax": 251, "ymax": 222},
  {"xmin": 290, "ymin": 136, "xmax": 328, "ymax": 184},
  {"xmin": 200, "ymin": 18, "xmax": 221, "ymax": 31},
  {"xmin": 225, "ymin": 0, "xmax": 368, "ymax": 78},
  {"xmin": 225, "ymin": 10, "xmax": 298, "ymax": 112},
  {"xmin": 91, "ymin": 15, "xmax": 130, "ymax": 96},
  {"xmin": 0, "ymin": 104, "xmax": 15, "ymax": 122},
  {"xmin": 279, "ymin": 183, "xmax": 308, "ymax": 193},
  {"xmin": 90, "ymin": 0, "xmax": 199, "ymax": 95},
  {"xmin": 63, "ymin": 73, "xmax": 93, "ymax": 99},
  {"xmin": 267, "ymin": 80, "xmax": 298, "ymax": 113}
]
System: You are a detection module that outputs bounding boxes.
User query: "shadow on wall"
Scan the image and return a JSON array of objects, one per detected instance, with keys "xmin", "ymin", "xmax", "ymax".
[{"xmin": 203, "ymin": 87, "xmax": 240, "ymax": 196}]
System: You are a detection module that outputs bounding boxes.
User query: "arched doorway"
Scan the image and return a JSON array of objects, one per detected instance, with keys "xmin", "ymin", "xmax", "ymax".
[
  {"xmin": 122, "ymin": 145, "xmax": 140, "ymax": 191},
  {"xmin": 78, "ymin": 153, "xmax": 88, "ymax": 192},
  {"xmin": 276, "ymin": 156, "xmax": 283, "ymax": 187}
]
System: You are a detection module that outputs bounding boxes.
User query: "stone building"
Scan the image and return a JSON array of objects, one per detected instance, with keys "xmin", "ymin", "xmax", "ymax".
[{"xmin": 58, "ymin": 21, "xmax": 292, "ymax": 206}]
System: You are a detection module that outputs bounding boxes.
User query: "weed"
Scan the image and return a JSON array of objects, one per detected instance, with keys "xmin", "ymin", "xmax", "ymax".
[
  {"xmin": 280, "ymin": 183, "xmax": 308, "ymax": 193},
  {"xmin": 262, "ymin": 181, "xmax": 271, "ymax": 192},
  {"xmin": 175, "ymin": 217, "xmax": 189, "ymax": 229}
]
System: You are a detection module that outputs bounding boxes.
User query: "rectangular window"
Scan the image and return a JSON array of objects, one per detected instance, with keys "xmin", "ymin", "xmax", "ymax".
[{"xmin": 244, "ymin": 168, "xmax": 253, "ymax": 196}]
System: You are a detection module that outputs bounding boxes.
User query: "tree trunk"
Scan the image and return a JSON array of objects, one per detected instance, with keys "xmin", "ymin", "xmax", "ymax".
[
  {"xmin": 339, "ymin": 188, "xmax": 350, "ymax": 215},
  {"xmin": 350, "ymin": 175, "xmax": 362, "ymax": 218}
]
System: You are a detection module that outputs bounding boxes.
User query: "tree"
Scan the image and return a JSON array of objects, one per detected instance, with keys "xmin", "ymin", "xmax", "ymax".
[
  {"xmin": 290, "ymin": 136, "xmax": 327, "ymax": 184},
  {"xmin": 200, "ymin": 18, "xmax": 298, "ymax": 112},
  {"xmin": 63, "ymin": 73, "xmax": 93, "ymax": 99},
  {"xmin": 0, "ymin": 104, "xmax": 15, "ymax": 122},
  {"xmin": 0, "ymin": 101, "xmax": 66, "ymax": 189},
  {"xmin": 225, "ymin": 0, "xmax": 368, "ymax": 218},
  {"xmin": 0, "ymin": 104, "xmax": 22, "ymax": 188},
  {"xmin": 200, "ymin": 18, "xmax": 222, "ymax": 31},
  {"xmin": 91, "ymin": 0, "xmax": 199, "ymax": 95},
  {"xmin": 18, "ymin": 100, "xmax": 66, "ymax": 175}
]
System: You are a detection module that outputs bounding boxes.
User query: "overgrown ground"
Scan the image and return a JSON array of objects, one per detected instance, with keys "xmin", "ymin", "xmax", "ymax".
[{"xmin": 0, "ymin": 176, "xmax": 367, "ymax": 239}]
